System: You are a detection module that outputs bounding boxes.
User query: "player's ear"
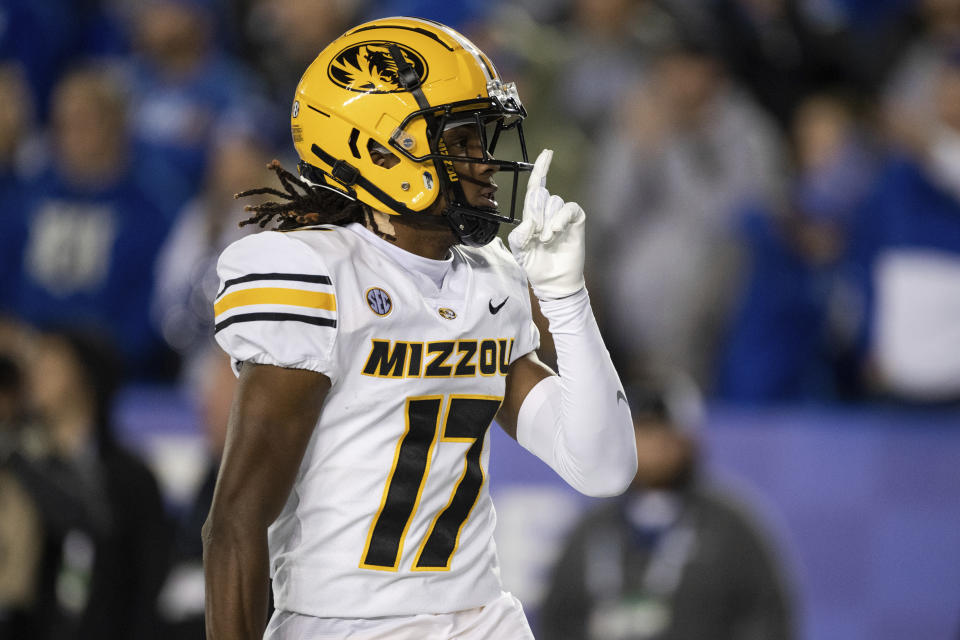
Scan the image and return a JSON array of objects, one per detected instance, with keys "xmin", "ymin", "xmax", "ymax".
[{"xmin": 368, "ymin": 140, "xmax": 400, "ymax": 169}]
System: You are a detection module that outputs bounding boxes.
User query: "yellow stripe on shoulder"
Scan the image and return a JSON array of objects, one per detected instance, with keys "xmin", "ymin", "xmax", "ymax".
[{"xmin": 214, "ymin": 287, "xmax": 337, "ymax": 316}]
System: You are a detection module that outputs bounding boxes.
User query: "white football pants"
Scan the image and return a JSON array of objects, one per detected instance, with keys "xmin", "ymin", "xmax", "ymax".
[{"xmin": 263, "ymin": 590, "xmax": 535, "ymax": 640}]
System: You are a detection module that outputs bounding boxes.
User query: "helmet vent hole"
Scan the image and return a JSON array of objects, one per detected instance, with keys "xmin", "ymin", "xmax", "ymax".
[{"xmin": 348, "ymin": 128, "xmax": 362, "ymax": 159}]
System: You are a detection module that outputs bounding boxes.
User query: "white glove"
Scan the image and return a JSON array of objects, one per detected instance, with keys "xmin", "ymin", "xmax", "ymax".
[{"xmin": 508, "ymin": 149, "xmax": 586, "ymax": 300}]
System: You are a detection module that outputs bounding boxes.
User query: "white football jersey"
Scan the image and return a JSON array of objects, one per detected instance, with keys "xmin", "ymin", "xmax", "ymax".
[{"xmin": 213, "ymin": 223, "xmax": 539, "ymax": 618}]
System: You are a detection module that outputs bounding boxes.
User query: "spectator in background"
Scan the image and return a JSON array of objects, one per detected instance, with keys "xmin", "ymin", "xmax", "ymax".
[
  {"xmin": 23, "ymin": 328, "xmax": 171, "ymax": 639},
  {"xmin": 242, "ymin": 0, "xmax": 364, "ymax": 113},
  {"xmin": 716, "ymin": 91, "xmax": 879, "ymax": 402},
  {"xmin": 366, "ymin": 0, "xmax": 492, "ymax": 30},
  {"xmin": 159, "ymin": 348, "xmax": 236, "ymax": 638},
  {"xmin": 539, "ymin": 371, "xmax": 794, "ymax": 640},
  {"xmin": 0, "ymin": 351, "xmax": 44, "ymax": 638},
  {"xmin": 126, "ymin": 0, "xmax": 272, "ymax": 191},
  {"xmin": 555, "ymin": 0, "xmax": 650, "ymax": 138},
  {"xmin": 0, "ymin": 0, "xmax": 129, "ymax": 122},
  {"xmin": 848, "ymin": 47, "xmax": 960, "ymax": 402},
  {"xmin": 0, "ymin": 328, "xmax": 89, "ymax": 640},
  {"xmin": 882, "ymin": 0, "xmax": 960, "ymax": 154},
  {"xmin": 478, "ymin": 0, "xmax": 716, "ymax": 209},
  {"xmin": 587, "ymin": 39, "xmax": 786, "ymax": 387},
  {"xmin": 152, "ymin": 130, "xmax": 271, "ymax": 382},
  {"xmin": 5, "ymin": 66, "xmax": 189, "ymax": 379},
  {"xmin": 0, "ymin": 353, "xmax": 26, "ymax": 429},
  {"xmin": 709, "ymin": 0, "xmax": 906, "ymax": 131},
  {"xmin": 453, "ymin": 2, "xmax": 593, "ymax": 208},
  {"xmin": 0, "ymin": 62, "xmax": 36, "ymax": 310}
]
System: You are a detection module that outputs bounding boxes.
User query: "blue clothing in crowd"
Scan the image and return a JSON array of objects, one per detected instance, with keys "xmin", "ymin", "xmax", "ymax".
[
  {"xmin": 126, "ymin": 53, "xmax": 271, "ymax": 192},
  {"xmin": 715, "ymin": 208, "xmax": 836, "ymax": 402},
  {"xmin": 0, "ymin": 147, "xmax": 190, "ymax": 378},
  {"xmin": 719, "ymin": 156, "xmax": 960, "ymax": 403},
  {"xmin": 0, "ymin": 168, "xmax": 27, "ymax": 309},
  {"xmin": 845, "ymin": 156, "xmax": 960, "ymax": 357},
  {"xmin": 0, "ymin": 0, "xmax": 129, "ymax": 120}
]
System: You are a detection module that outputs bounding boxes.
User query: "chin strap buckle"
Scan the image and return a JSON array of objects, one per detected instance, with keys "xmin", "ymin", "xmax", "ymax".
[
  {"xmin": 388, "ymin": 44, "xmax": 421, "ymax": 90},
  {"xmin": 331, "ymin": 159, "xmax": 360, "ymax": 186}
]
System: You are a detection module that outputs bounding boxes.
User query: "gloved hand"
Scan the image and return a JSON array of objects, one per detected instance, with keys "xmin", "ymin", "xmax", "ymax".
[{"xmin": 508, "ymin": 149, "xmax": 586, "ymax": 300}]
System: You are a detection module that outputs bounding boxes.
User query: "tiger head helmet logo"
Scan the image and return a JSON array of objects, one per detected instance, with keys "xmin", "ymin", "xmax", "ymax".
[{"xmin": 327, "ymin": 41, "xmax": 428, "ymax": 94}]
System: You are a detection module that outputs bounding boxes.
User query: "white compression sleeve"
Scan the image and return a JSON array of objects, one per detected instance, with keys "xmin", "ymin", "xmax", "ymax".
[{"xmin": 516, "ymin": 288, "xmax": 637, "ymax": 497}]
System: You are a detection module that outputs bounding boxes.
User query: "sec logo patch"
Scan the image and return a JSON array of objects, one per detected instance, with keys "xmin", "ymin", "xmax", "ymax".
[
  {"xmin": 366, "ymin": 287, "xmax": 392, "ymax": 316},
  {"xmin": 438, "ymin": 307, "xmax": 456, "ymax": 320}
]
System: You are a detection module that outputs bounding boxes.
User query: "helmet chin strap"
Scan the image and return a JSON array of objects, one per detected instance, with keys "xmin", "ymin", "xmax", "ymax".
[
  {"xmin": 390, "ymin": 175, "xmax": 500, "ymax": 247},
  {"xmin": 444, "ymin": 205, "xmax": 500, "ymax": 247},
  {"xmin": 392, "ymin": 192, "xmax": 500, "ymax": 248},
  {"xmin": 439, "ymin": 168, "xmax": 501, "ymax": 247}
]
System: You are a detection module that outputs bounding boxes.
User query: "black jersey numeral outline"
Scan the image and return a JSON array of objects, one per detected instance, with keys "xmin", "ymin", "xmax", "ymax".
[{"xmin": 359, "ymin": 394, "xmax": 502, "ymax": 572}]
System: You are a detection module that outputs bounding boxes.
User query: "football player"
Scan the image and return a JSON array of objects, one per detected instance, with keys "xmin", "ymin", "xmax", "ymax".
[{"xmin": 202, "ymin": 17, "xmax": 637, "ymax": 640}]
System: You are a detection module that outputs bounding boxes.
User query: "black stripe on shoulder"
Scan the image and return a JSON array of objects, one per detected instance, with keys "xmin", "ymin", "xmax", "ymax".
[
  {"xmin": 214, "ymin": 312, "xmax": 337, "ymax": 334},
  {"xmin": 217, "ymin": 273, "xmax": 332, "ymax": 298}
]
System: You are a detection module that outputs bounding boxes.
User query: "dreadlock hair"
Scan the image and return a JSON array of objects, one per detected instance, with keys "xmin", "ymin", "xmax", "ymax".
[{"xmin": 235, "ymin": 160, "xmax": 396, "ymax": 240}]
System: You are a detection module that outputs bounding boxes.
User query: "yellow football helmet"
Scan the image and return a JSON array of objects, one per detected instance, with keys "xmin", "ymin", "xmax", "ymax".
[{"xmin": 290, "ymin": 17, "xmax": 532, "ymax": 246}]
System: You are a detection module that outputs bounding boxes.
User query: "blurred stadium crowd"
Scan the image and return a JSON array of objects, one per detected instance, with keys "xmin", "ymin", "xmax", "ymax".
[
  {"xmin": 1, "ymin": 0, "xmax": 960, "ymax": 638},
  {"xmin": 3, "ymin": 0, "xmax": 960, "ymax": 403}
]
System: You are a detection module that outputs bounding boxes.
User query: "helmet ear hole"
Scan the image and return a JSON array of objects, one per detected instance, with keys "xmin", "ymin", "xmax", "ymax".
[{"xmin": 367, "ymin": 139, "xmax": 399, "ymax": 169}]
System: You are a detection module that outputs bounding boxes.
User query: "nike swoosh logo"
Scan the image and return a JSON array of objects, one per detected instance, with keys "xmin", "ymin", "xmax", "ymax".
[
  {"xmin": 616, "ymin": 390, "xmax": 627, "ymax": 407},
  {"xmin": 489, "ymin": 297, "xmax": 508, "ymax": 314}
]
